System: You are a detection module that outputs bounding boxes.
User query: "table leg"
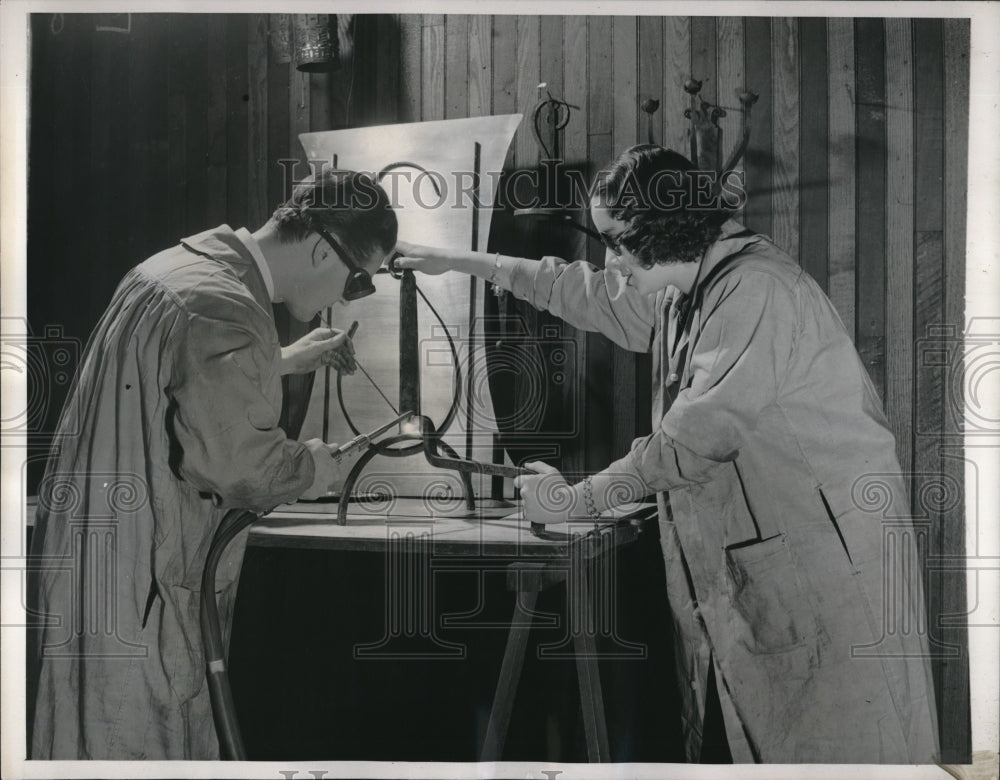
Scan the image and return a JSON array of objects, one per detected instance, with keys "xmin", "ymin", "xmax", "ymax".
[
  {"xmin": 480, "ymin": 580, "xmax": 540, "ymax": 761},
  {"xmin": 572, "ymin": 572, "xmax": 611, "ymax": 762}
]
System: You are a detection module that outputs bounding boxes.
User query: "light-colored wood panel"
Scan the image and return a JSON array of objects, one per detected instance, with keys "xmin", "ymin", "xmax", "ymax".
[
  {"xmin": 884, "ymin": 18, "xmax": 915, "ymax": 476},
  {"xmin": 562, "ymin": 16, "xmax": 588, "ymax": 168},
  {"xmin": 716, "ymin": 16, "xmax": 745, "ymax": 218},
  {"xmin": 421, "ymin": 17, "xmax": 445, "ymax": 121},
  {"xmin": 493, "ymin": 15, "xmax": 517, "ymax": 170},
  {"xmin": 662, "ymin": 17, "xmax": 690, "ymax": 152},
  {"xmin": 469, "ymin": 15, "xmax": 492, "ymax": 117},
  {"xmin": 588, "ymin": 16, "xmax": 614, "ymax": 138},
  {"xmin": 514, "ymin": 15, "xmax": 541, "ymax": 171},
  {"xmin": 826, "ymin": 17, "xmax": 855, "ymax": 339},
  {"xmin": 611, "ymin": 16, "xmax": 638, "ymax": 154},
  {"xmin": 445, "ymin": 15, "xmax": 469, "ymax": 119},
  {"xmin": 770, "ymin": 17, "xmax": 799, "ymax": 257},
  {"xmin": 743, "ymin": 16, "xmax": 772, "ymax": 237}
]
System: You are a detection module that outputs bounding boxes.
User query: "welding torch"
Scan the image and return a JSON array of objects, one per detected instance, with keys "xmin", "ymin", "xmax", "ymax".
[{"xmin": 330, "ymin": 411, "xmax": 414, "ymax": 465}]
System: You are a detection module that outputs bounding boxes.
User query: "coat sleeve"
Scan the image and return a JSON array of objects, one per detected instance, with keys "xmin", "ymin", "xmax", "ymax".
[
  {"xmin": 607, "ymin": 269, "xmax": 798, "ymax": 491},
  {"xmin": 507, "ymin": 256, "xmax": 658, "ymax": 352},
  {"xmin": 167, "ymin": 299, "xmax": 315, "ymax": 511}
]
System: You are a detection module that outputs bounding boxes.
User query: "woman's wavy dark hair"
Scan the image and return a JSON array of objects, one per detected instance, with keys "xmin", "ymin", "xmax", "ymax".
[
  {"xmin": 590, "ymin": 145, "xmax": 730, "ymax": 268},
  {"xmin": 271, "ymin": 168, "xmax": 397, "ymax": 267}
]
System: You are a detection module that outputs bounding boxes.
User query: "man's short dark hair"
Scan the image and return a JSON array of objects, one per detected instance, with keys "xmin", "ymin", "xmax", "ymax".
[
  {"xmin": 271, "ymin": 168, "xmax": 397, "ymax": 266},
  {"xmin": 590, "ymin": 144, "xmax": 730, "ymax": 267}
]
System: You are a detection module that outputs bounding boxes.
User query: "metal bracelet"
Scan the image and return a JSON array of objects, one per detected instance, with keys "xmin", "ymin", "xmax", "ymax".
[{"xmin": 582, "ymin": 476, "xmax": 601, "ymax": 528}]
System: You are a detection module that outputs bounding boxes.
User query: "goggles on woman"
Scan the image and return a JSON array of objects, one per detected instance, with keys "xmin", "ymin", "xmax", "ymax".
[{"xmin": 599, "ymin": 229, "xmax": 624, "ymax": 257}]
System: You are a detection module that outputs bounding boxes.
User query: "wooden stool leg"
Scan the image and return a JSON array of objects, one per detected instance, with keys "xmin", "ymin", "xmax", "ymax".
[
  {"xmin": 481, "ymin": 585, "xmax": 539, "ymax": 761},
  {"xmin": 572, "ymin": 575, "xmax": 611, "ymax": 762}
]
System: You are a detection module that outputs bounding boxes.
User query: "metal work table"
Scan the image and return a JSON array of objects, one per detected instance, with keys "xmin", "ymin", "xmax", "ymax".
[{"xmin": 249, "ymin": 497, "xmax": 656, "ymax": 762}]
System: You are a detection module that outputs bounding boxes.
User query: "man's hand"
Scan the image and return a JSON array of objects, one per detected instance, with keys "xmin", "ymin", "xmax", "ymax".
[
  {"xmin": 300, "ymin": 438, "xmax": 364, "ymax": 500},
  {"xmin": 512, "ymin": 461, "xmax": 583, "ymax": 525},
  {"xmin": 281, "ymin": 327, "xmax": 357, "ymax": 376}
]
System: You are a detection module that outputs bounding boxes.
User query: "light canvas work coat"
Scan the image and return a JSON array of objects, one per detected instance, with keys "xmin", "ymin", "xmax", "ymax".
[
  {"xmin": 507, "ymin": 220, "xmax": 939, "ymax": 763},
  {"xmin": 29, "ymin": 226, "xmax": 314, "ymax": 759}
]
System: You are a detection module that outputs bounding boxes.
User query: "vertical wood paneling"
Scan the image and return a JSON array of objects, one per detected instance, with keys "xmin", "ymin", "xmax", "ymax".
[
  {"xmin": 310, "ymin": 70, "xmax": 333, "ymax": 131},
  {"xmin": 827, "ymin": 18, "xmax": 856, "ymax": 337},
  {"xmin": 445, "ymin": 15, "xmax": 469, "ymax": 119},
  {"xmin": 289, "ymin": 68, "xmax": 310, "ymax": 166},
  {"xmin": 469, "ymin": 15, "xmax": 492, "ymax": 117},
  {"xmin": 637, "ymin": 17, "xmax": 664, "ymax": 146},
  {"xmin": 184, "ymin": 16, "xmax": 211, "ymax": 232},
  {"xmin": 798, "ymin": 18, "xmax": 828, "ymax": 289},
  {"xmin": 492, "ymin": 14, "xmax": 517, "ymax": 173},
  {"xmin": 421, "ymin": 16, "xmax": 445, "ymax": 121},
  {"xmin": 716, "ymin": 17, "xmax": 745, "ymax": 220},
  {"xmin": 351, "ymin": 15, "xmax": 380, "ymax": 126},
  {"xmin": 166, "ymin": 15, "xmax": 188, "ymax": 240},
  {"xmin": 248, "ymin": 14, "xmax": 269, "ymax": 228},
  {"xmin": 612, "ymin": 16, "xmax": 640, "ymax": 456},
  {"xmin": 912, "ymin": 17, "xmax": 954, "ymax": 762},
  {"xmin": 514, "ymin": 15, "xmax": 540, "ymax": 175},
  {"xmin": 374, "ymin": 15, "xmax": 401, "ymax": 124},
  {"xmin": 854, "ymin": 18, "xmax": 887, "ymax": 398},
  {"xmin": 612, "ymin": 16, "xmax": 638, "ymax": 156},
  {"xmin": 587, "ymin": 15, "xmax": 615, "ymax": 473},
  {"xmin": 225, "ymin": 15, "xmax": 249, "ymax": 229},
  {"xmin": 204, "ymin": 15, "xmax": 228, "ymax": 228},
  {"xmin": 884, "ymin": 19, "xmax": 914, "ymax": 475},
  {"xmin": 661, "ymin": 18, "xmax": 689, "ymax": 153},
  {"xmin": 399, "ymin": 15, "xmax": 422, "ymax": 123},
  {"xmin": 265, "ymin": 36, "xmax": 290, "ymax": 212},
  {"xmin": 91, "ymin": 11, "xmax": 130, "ymax": 306},
  {"xmin": 942, "ymin": 20, "xmax": 971, "ymax": 762},
  {"xmin": 638, "ymin": 15, "xmax": 672, "ymax": 437},
  {"xmin": 562, "ymin": 15, "xmax": 589, "ymax": 477},
  {"xmin": 128, "ymin": 14, "xmax": 169, "ymax": 261},
  {"xmin": 690, "ymin": 17, "xmax": 717, "ymax": 105},
  {"xmin": 744, "ymin": 17, "xmax": 773, "ymax": 237},
  {"xmin": 539, "ymin": 16, "xmax": 564, "ymax": 104},
  {"xmin": 771, "ymin": 17, "xmax": 799, "ymax": 256}
]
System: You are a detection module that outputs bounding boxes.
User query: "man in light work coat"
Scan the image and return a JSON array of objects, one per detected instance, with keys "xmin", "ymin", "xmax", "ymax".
[
  {"xmin": 396, "ymin": 145, "xmax": 939, "ymax": 763},
  {"xmin": 28, "ymin": 170, "xmax": 397, "ymax": 759}
]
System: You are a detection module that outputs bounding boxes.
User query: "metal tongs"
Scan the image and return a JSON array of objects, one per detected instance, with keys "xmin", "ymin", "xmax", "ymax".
[{"xmin": 416, "ymin": 415, "xmax": 609, "ymax": 542}]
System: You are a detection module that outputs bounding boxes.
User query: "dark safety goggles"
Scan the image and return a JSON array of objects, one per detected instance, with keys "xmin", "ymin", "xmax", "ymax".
[
  {"xmin": 599, "ymin": 229, "xmax": 624, "ymax": 256},
  {"xmin": 314, "ymin": 226, "xmax": 377, "ymax": 301}
]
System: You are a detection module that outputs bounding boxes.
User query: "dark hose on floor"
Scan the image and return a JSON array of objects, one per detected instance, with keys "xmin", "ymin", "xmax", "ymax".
[{"xmin": 199, "ymin": 507, "xmax": 259, "ymax": 761}]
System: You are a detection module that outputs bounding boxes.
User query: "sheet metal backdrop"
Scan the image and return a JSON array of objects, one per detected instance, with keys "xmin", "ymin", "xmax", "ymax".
[{"xmin": 298, "ymin": 115, "xmax": 521, "ymax": 498}]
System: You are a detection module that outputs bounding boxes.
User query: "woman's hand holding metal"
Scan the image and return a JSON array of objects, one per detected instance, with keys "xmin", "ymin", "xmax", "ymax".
[{"xmin": 513, "ymin": 461, "xmax": 580, "ymax": 525}]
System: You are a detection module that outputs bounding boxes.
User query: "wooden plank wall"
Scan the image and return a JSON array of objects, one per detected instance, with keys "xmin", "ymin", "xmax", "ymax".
[{"xmin": 26, "ymin": 13, "xmax": 971, "ymax": 760}]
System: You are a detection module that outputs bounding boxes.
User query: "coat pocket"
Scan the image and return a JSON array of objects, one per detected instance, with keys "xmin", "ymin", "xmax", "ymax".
[{"xmin": 724, "ymin": 533, "xmax": 818, "ymax": 654}]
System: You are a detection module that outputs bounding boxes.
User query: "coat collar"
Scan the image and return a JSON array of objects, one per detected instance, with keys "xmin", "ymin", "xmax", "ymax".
[
  {"xmin": 180, "ymin": 225, "xmax": 272, "ymax": 312},
  {"xmin": 690, "ymin": 219, "xmax": 762, "ymax": 298}
]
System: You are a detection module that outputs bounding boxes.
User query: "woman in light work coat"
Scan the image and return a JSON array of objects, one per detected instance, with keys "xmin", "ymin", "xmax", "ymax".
[{"xmin": 396, "ymin": 145, "xmax": 939, "ymax": 763}]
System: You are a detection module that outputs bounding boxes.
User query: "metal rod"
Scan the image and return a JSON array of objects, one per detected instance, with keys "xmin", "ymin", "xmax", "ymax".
[
  {"xmin": 466, "ymin": 141, "xmax": 481, "ymax": 461},
  {"xmin": 352, "ymin": 357, "xmax": 399, "ymax": 415}
]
